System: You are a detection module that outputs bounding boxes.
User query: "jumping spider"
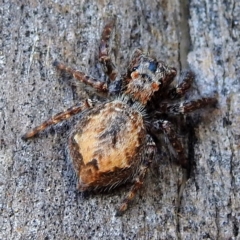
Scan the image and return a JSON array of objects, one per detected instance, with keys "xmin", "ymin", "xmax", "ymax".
[{"xmin": 22, "ymin": 19, "xmax": 216, "ymax": 216}]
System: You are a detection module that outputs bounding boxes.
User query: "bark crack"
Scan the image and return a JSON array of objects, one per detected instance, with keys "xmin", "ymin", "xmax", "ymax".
[{"xmin": 178, "ymin": 0, "xmax": 191, "ymax": 70}]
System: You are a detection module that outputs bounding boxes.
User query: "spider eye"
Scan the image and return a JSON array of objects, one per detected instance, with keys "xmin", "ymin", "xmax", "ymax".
[
  {"xmin": 132, "ymin": 66, "xmax": 139, "ymax": 71},
  {"xmin": 148, "ymin": 62, "xmax": 158, "ymax": 72}
]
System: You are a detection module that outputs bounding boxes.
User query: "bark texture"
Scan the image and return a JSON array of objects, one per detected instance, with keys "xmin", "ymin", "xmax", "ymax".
[{"xmin": 0, "ymin": 0, "xmax": 239, "ymax": 239}]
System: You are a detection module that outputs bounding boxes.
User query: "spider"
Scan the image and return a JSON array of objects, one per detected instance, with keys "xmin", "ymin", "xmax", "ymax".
[{"xmin": 22, "ymin": 19, "xmax": 216, "ymax": 216}]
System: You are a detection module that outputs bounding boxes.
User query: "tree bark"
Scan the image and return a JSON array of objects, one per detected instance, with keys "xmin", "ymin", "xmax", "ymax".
[{"xmin": 0, "ymin": 0, "xmax": 239, "ymax": 239}]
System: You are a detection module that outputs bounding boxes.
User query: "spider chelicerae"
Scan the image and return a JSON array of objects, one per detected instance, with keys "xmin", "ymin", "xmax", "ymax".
[{"xmin": 22, "ymin": 19, "xmax": 216, "ymax": 215}]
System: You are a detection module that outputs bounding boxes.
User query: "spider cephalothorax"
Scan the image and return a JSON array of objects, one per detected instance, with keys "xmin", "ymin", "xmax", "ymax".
[
  {"xmin": 22, "ymin": 19, "xmax": 216, "ymax": 216},
  {"xmin": 124, "ymin": 53, "xmax": 177, "ymax": 105}
]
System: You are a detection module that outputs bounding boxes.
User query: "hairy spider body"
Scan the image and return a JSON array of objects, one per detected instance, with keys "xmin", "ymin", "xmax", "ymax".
[
  {"xmin": 22, "ymin": 19, "xmax": 216, "ymax": 216},
  {"xmin": 69, "ymin": 100, "xmax": 146, "ymax": 191}
]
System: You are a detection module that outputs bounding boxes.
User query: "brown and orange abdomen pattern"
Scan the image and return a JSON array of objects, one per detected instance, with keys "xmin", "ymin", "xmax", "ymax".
[{"xmin": 69, "ymin": 100, "xmax": 146, "ymax": 191}]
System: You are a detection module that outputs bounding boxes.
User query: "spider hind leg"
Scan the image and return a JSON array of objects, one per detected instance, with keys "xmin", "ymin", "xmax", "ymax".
[{"xmin": 116, "ymin": 135, "xmax": 156, "ymax": 216}]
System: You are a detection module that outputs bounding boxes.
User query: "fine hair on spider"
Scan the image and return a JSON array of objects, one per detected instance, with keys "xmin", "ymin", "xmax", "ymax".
[{"xmin": 22, "ymin": 18, "xmax": 217, "ymax": 216}]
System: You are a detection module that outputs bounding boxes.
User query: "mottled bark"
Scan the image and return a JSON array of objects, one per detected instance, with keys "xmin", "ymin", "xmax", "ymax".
[{"xmin": 0, "ymin": 0, "xmax": 239, "ymax": 239}]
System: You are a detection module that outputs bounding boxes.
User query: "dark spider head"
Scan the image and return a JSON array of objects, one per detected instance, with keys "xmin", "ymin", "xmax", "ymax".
[{"xmin": 125, "ymin": 50, "xmax": 176, "ymax": 105}]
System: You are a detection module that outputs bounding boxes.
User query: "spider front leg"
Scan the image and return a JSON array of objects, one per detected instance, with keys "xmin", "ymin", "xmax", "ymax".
[
  {"xmin": 116, "ymin": 136, "xmax": 156, "ymax": 216},
  {"xmin": 128, "ymin": 48, "xmax": 143, "ymax": 70},
  {"xmin": 166, "ymin": 70, "xmax": 194, "ymax": 100},
  {"xmin": 22, "ymin": 99, "xmax": 95, "ymax": 140},
  {"xmin": 53, "ymin": 61, "xmax": 108, "ymax": 93},
  {"xmin": 99, "ymin": 18, "xmax": 118, "ymax": 81},
  {"xmin": 151, "ymin": 120, "xmax": 188, "ymax": 168}
]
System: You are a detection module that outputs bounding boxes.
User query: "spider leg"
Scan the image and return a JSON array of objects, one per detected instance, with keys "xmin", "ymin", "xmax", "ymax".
[
  {"xmin": 158, "ymin": 97, "xmax": 217, "ymax": 114},
  {"xmin": 99, "ymin": 18, "xmax": 118, "ymax": 81},
  {"xmin": 53, "ymin": 61, "xmax": 108, "ymax": 93},
  {"xmin": 151, "ymin": 120, "xmax": 188, "ymax": 168},
  {"xmin": 22, "ymin": 99, "xmax": 95, "ymax": 140},
  {"xmin": 128, "ymin": 48, "xmax": 143, "ymax": 70},
  {"xmin": 166, "ymin": 70, "xmax": 194, "ymax": 100},
  {"xmin": 116, "ymin": 135, "xmax": 156, "ymax": 216}
]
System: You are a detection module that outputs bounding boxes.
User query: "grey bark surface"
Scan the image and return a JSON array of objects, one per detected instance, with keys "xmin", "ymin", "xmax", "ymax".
[{"xmin": 0, "ymin": 0, "xmax": 239, "ymax": 239}]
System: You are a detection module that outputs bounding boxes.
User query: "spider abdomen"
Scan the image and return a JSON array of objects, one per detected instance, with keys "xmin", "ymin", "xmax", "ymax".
[{"xmin": 68, "ymin": 100, "xmax": 146, "ymax": 191}]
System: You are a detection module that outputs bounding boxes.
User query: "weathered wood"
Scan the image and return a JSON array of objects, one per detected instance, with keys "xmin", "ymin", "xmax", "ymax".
[
  {"xmin": 0, "ymin": 0, "xmax": 239, "ymax": 239},
  {"xmin": 180, "ymin": 1, "xmax": 240, "ymax": 239}
]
